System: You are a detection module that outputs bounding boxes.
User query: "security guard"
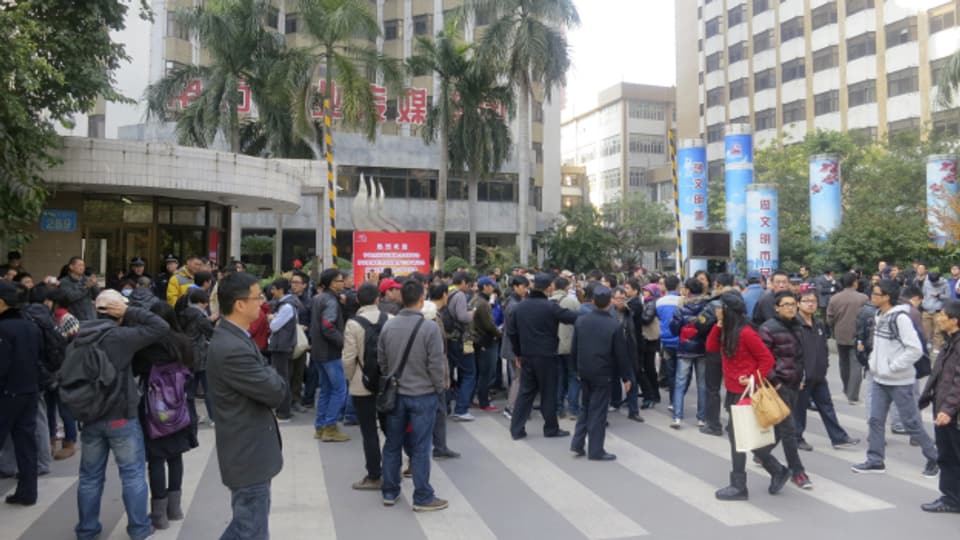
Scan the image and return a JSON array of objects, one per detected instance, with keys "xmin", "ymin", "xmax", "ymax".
[{"xmin": 570, "ymin": 286, "xmax": 632, "ymax": 461}]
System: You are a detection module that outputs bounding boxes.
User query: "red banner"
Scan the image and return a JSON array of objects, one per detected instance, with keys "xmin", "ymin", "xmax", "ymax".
[{"xmin": 353, "ymin": 231, "xmax": 431, "ymax": 278}]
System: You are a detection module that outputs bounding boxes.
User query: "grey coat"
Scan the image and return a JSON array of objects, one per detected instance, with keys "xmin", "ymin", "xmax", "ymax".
[
  {"xmin": 377, "ymin": 309, "xmax": 446, "ymax": 397},
  {"xmin": 207, "ymin": 319, "xmax": 286, "ymax": 490},
  {"xmin": 60, "ymin": 274, "xmax": 99, "ymax": 322}
]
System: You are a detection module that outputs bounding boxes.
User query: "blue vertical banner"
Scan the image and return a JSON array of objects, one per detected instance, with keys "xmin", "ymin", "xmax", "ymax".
[
  {"xmin": 927, "ymin": 154, "xmax": 959, "ymax": 247},
  {"xmin": 678, "ymin": 139, "xmax": 708, "ymax": 274},
  {"xmin": 725, "ymin": 124, "xmax": 753, "ymax": 252},
  {"xmin": 746, "ymin": 184, "xmax": 778, "ymax": 277},
  {"xmin": 809, "ymin": 154, "xmax": 841, "ymax": 241}
]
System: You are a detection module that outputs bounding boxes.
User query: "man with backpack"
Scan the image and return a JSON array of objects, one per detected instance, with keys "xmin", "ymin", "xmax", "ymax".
[
  {"xmin": 267, "ymin": 278, "xmax": 303, "ymax": 421},
  {"xmin": 444, "ymin": 272, "xmax": 476, "ymax": 422},
  {"xmin": 342, "ymin": 283, "xmax": 390, "ymax": 490},
  {"xmin": 64, "ymin": 289, "xmax": 169, "ymax": 540}
]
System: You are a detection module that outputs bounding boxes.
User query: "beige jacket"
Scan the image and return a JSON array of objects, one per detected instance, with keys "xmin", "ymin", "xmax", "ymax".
[{"xmin": 343, "ymin": 305, "xmax": 390, "ymax": 397}]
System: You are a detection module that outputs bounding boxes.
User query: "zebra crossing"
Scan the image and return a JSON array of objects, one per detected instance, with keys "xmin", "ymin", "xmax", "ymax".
[{"xmin": 2, "ymin": 395, "xmax": 953, "ymax": 540}]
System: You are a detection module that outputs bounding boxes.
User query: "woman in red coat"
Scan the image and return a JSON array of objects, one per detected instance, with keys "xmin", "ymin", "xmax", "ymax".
[{"xmin": 707, "ymin": 291, "xmax": 790, "ymax": 501}]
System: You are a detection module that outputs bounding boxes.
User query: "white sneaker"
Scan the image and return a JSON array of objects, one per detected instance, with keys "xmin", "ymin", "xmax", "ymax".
[
  {"xmin": 667, "ymin": 405, "xmax": 675, "ymax": 412},
  {"xmin": 697, "ymin": 420, "xmax": 706, "ymax": 427},
  {"xmin": 453, "ymin": 413, "xmax": 476, "ymax": 422},
  {"xmin": 671, "ymin": 418, "xmax": 682, "ymax": 429}
]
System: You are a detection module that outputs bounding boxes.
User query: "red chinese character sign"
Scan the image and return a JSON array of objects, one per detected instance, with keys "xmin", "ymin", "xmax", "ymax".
[
  {"xmin": 353, "ymin": 231, "xmax": 431, "ymax": 277},
  {"xmin": 397, "ymin": 88, "xmax": 428, "ymax": 125},
  {"xmin": 746, "ymin": 184, "xmax": 778, "ymax": 276},
  {"xmin": 168, "ymin": 79, "xmax": 253, "ymax": 115}
]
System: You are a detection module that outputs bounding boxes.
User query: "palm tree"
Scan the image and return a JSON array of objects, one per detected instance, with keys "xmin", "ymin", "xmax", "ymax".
[
  {"xmin": 408, "ymin": 31, "xmax": 470, "ymax": 269},
  {"xmin": 936, "ymin": 48, "xmax": 960, "ymax": 109},
  {"xmin": 466, "ymin": 0, "xmax": 580, "ymax": 264},
  {"xmin": 144, "ymin": 0, "xmax": 284, "ymax": 154},
  {"xmin": 449, "ymin": 61, "xmax": 514, "ymax": 265}
]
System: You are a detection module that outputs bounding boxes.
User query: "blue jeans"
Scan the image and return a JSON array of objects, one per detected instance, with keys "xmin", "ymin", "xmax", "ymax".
[
  {"xmin": 866, "ymin": 381, "xmax": 937, "ymax": 465},
  {"xmin": 451, "ymin": 341, "xmax": 477, "ymax": 415},
  {"xmin": 672, "ymin": 355, "xmax": 706, "ymax": 421},
  {"xmin": 382, "ymin": 394, "xmax": 437, "ymax": 505},
  {"xmin": 475, "ymin": 345, "xmax": 498, "ymax": 408},
  {"xmin": 45, "ymin": 389, "xmax": 77, "ymax": 442},
  {"xmin": 314, "ymin": 359, "xmax": 347, "ymax": 429},
  {"xmin": 557, "ymin": 354, "xmax": 580, "ymax": 415},
  {"xmin": 220, "ymin": 481, "xmax": 271, "ymax": 540},
  {"xmin": 75, "ymin": 417, "xmax": 151, "ymax": 540},
  {"xmin": 342, "ymin": 395, "xmax": 357, "ymax": 423}
]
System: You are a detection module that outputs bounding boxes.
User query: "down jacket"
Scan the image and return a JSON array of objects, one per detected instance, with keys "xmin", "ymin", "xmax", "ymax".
[
  {"xmin": 669, "ymin": 296, "xmax": 713, "ymax": 358},
  {"xmin": 758, "ymin": 316, "xmax": 802, "ymax": 388}
]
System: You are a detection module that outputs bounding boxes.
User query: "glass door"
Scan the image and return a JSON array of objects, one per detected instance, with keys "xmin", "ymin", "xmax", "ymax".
[{"xmin": 84, "ymin": 227, "xmax": 121, "ymax": 287}]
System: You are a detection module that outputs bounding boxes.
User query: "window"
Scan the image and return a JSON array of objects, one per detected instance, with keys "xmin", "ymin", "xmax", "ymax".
[
  {"xmin": 812, "ymin": 46, "xmax": 839, "ymax": 72},
  {"xmin": 753, "ymin": 29, "xmax": 774, "ymax": 53},
  {"xmin": 384, "ymin": 19, "xmax": 400, "ymax": 40},
  {"xmin": 533, "ymin": 100, "xmax": 544, "ymax": 123},
  {"xmin": 729, "ymin": 115, "xmax": 749, "ymax": 126},
  {"xmin": 705, "ymin": 16, "xmax": 722, "ymax": 38},
  {"xmin": 474, "ymin": 8, "xmax": 491, "ymax": 26},
  {"xmin": 850, "ymin": 126, "xmax": 878, "ymax": 142},
  {"xmin": 846, "ymin": 0, "xmax": 874, "ymax": 16},
  {"xmin": 533, "ymin": 142, "xmax": 543, "ymax": 164},
  {"xmin": 266, "ymin": 7, "xmax": 279, "ymax": 29},
  {"xmin": 166, "ymin": 12, "xmax": 189, "ymax": 40},
  {"xmin": 729, "ymin": 78, "xmax": 749, "ymax": 100},
  {"xmin": 601, "ymin": 135, "xmax": 621, "ymax": 157},
  {"xmin": 811, "ymin": 3, "xmax": 837, "ymax": 30},
  {"xmin": 781, "ymin": 58, "xmax": 805, "ymax": 83},
  {"xmin": 628, "ymin": 168, "xmax": 644, "ymax": 188},
  {"xmin": 885, "ymin": 17, "xmax": 917, "ymax": 47},
  {"xmin": 847, "ymin": 33, "xmax": 876, "ymax": 61},
  {"xmin": 706, "ymin": 51, "xmax": 724, "ymax": 73},
  {"xmin": 888, "ymin": 117, "xmax": 920, "ymax": 136},
  {"xmin": 284, "ymin": 14, "xmax": 298, "ymax": 34},
  {"xmin": 887, "ymin": 67, "xmax": 919, "ymax": 97},
  {"xmin": 782, "ymin": 99, "xmax": 805, "ymax": 123},
  {"xmin": 629, "ymin": 134, "xmax": 665, "ymax": 154},
  {"xmin": 413, "ymin": 15, "xmax": 431, "ymax": 36},
  {"xmin": 814, "ymin": 90, "xmax": 839, "ymax": 115},
  {"xmin": 755, "ymin": 68, "xmax": 776, "ymax": 91},
  {"xmin": 848, "ymin": 79, "xmax": 876, "ymax": 107},
  {"xmin": 728, "ymin": 5, "xmax": 745, "ymax": 27},
  {"xmin": 755, "ymin": 108, "xmax": 776, "ymax": 130},
  {"xmin": 781, "ymin": 16, "xmax": 804, "ymax": 42},
  {"xmin": 929, "ymin": 9, "xmax": 956, "ymax": 34},
  {"xmin": 728, "ymin": 41, "xmax": 748, "ymax": 63},
  {"xmin": 629, "ymin": 101, "xmax": 665, "ymax": 120},
  {"xmin": 578, "ymin": 145, "xmax": 595, "ymax": 163},
  {"xmin": 934, "ymin": 112, "xmax": 960, "ymax": 138},
  {"xmin": 932, "ymin": 57, "xmax": 951, "ymax": 86},
  {"xmin": 753, "ymin": 0, "xmax": 770, "ymax": 15},
  {"xmin": 707, "ymin": 87, "xmax": 725, "ymax": 107},
  {"xmin": 707, "ymin": 123, "xmax": 724, "ymax": 143},
  {"xmin": 602, "ymin": 169, "xmax": 621, "ymax": 189}
]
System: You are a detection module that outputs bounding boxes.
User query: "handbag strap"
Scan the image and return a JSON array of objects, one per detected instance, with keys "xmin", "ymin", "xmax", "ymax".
[
  {"xmin": 391, "ymin": 317, "xmax": 425, "ymax": 380},
  {"xmin": 738, "ymin": 375, "xmax": 755, "ymax": 401}
]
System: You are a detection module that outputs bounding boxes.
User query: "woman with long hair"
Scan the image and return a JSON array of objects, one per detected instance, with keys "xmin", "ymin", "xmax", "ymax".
[
  {"xmin": 132, "ymin": 302, "xmax": 197, "ymax": 529},
  {"xmin": 707, "ymin": 291, "xmax": 790, "ymax": 501}
]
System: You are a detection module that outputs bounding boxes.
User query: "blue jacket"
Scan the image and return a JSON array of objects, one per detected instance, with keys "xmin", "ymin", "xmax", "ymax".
[
  {"xmin": 656, "ymin": 293, "xmax": 682, "ymax": 350},
  {"xmin": 669, "ymin": 296, "xmax": 712, "ymax": 358},
  {"xmin": 742, "ymin": 284, "xmax": 764, "ymax": 320}
]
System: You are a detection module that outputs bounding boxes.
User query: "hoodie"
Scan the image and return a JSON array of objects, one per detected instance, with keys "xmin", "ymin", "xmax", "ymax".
[{"xmin": 869, "ymin": 304, "xmax": 923, "ymax": 386}]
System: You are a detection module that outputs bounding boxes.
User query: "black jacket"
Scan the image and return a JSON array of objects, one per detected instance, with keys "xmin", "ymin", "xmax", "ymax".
[
  {"xmin": 759, "ymin": 316, "xmax": 803, "ymax": 388},
  {"xmin": 572, "ymin": 308, "xmax": 631, "ymax": 382},
  {"xmin": 855, "ymin": 303, "xmax": 879, "ymax": 367},
  {"xmin": 310, "ymin": 289, "xmax": 345, "ymax": 363},
  {"xmin": 752, "ymin": 292, "xmax": 777, "ymax": 325},
  {"xmin": 920, "ymin": 331, "xmax": 960, "ymax": 421},
  {"xmin": 507, "ymin": 290, "xmax": 579, "ymax": 358},
  {"xmin": 794, "ymin": 315, "xmax": 830, "ymax": 385},
  {"xmin": 0, "ymin": 309, "xmax": 42, "ymax": 396}
]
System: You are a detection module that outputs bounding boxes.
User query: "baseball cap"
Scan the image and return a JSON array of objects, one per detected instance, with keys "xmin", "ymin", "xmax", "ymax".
[
  {"xmin": 533, "ymin": 273, "xmax": 553, "ymax": 290},
  {"xmin": 378, "ymin": 278, "xmax": 401, "ymax": 294},
  {"xmin": 477, "ymin": 276, "xmax": 496, "ymax": 288},
  {"xmin": 746, "ymin": 270, "xmax": 762, "ymax": 280},
  {"xmin": 95, "ymin": 289, "xmax": 129, "ymax": 311}
]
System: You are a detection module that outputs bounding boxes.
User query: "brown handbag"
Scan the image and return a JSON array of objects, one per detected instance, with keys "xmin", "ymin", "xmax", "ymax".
[{"xmin": 752, "ymin": 370, "xmax": 791, "ymax": 429}]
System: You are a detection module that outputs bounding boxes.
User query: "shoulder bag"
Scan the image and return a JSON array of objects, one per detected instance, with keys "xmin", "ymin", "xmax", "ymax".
[
  {"xmin": 752, "ymin": 370, "xmax": 791, "ymax": 429},
  {"xmin": 376, "ymin": 318, "xmax": 426, "ymax": 415}
]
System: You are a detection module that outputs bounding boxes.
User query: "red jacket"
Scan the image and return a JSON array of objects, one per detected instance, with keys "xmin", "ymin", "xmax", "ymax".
[
  {"xmin": 249, "ymin": 302, "xmax": 273, "ymax": 352},
  {"xmin": 707, "ymin": 324, "xmax": 775, "ymax": 394}
]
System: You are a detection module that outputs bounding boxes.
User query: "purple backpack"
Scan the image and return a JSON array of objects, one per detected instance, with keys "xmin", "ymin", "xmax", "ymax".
[{"xmin": 145, "ymin": 362, "xmax": 192, "ymax": 439}]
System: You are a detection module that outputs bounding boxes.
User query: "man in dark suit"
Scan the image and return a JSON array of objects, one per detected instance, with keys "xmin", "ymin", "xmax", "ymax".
[
  {"xmin": 207, "ymin": 273, "xmax": 287, "ymax": 540},
  {"xmin": 570, "ymin": 286, "xmax": 632, "ymax": 461},
  {"xmin": 507, "ymin": 273, "xmax": 580, "ymax": 440}
]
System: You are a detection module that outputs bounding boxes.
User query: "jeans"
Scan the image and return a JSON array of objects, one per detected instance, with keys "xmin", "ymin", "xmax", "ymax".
[
  {"xmin": 453, "ymin": 342, "xmax": 477, "ymax": 415},
  {"xmin": 354, "ymin": 395, "xmax": 381, "ymax": 480},
  {"xmin": 866, "ymin": 381, "xmax": 938, "ymax": 465},
  {"xmin": 795, "ymin": 380, "xmax": 850, "ymax": 444},
  {"xmin": 672, "ymin": 355, "xmax": 706, "ymax": 421},
  {"xmin": 46, "ymin": 388, "xmax": 77, "ymax": 442},
  {"xmin": 220, "ymin": 481, "xmax": 271, "ymax": 540},
  {"xmin": 623, "ymin": 371, "xmax": 640, "ymax": 416},
  {"xmin": 314, "ymin": 359, "xmax": 347, "ymax": 429},
  {"xmin": 935, "ymin": 423, "xmax": 960, "ymax": 507},
  {"xmin": 560, "ymin": 354, "xmax": 581, "ymax": 415},
  {"xmin": 475, "ymin": 345, "xmax": 498, "ymax": 408},
  {"xmin": 889, "ymin": 380, "xmax": 921, "ymax": 428},
  {"xmin": 381, "ymin": 394, "xmax": 437, "ymax": 505},
  {"xmin": 838, "ymin": 345, "xmax": 862, "ymax": 401},
  {"xmin": 76, "ymin": 417, "xmax": 151, "ymax": 540},
  {"xmin": 342, "ymin": 395, "xmax": 357, "ymax": 423},
  {"xmin": 659, "ymin": 347, "xmax": 678, "ymax": 403}
]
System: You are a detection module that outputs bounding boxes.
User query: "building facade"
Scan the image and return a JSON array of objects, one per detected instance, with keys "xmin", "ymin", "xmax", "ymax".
[
  {"xmin": 676, "ymin": 0, "xmax": 960, "ymax": 178},
  {"xmin": 561, "ymin": 83, "xmax": 676, "ymax": 207}
]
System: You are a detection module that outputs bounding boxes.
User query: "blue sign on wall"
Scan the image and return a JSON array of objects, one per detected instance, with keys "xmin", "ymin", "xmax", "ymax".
[{"xmin": 40, "ymin": 210, "xmax": 78, "ymax": 232}]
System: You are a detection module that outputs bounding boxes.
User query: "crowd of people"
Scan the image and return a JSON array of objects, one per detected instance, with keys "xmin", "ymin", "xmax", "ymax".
[{"xmin": 1, "ymin": 250, "xmax": 959, "ymax": 540}]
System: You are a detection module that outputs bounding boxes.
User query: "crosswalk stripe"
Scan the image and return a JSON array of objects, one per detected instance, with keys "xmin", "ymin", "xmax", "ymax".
[
  {"xmin": 468, "ymin": 416, "xmax": 649, "ymax": 539},
  {"xmin": 602, "ymin": 431, "xmax": 780, "ymax": 526},
  {"xmin": 269, "ymin": 423, "xmax": 336, "ymax": 538},
  {"xmin": 405, "ymin": 457, "xmax": 498, "ymax": 539},
  {"xmin": 0, "ymin": 476, "xmax": 76, "ymax": 539},
  {"xmin": 641, "ymin": 411, "xmax": 897, "ymax": 512}
]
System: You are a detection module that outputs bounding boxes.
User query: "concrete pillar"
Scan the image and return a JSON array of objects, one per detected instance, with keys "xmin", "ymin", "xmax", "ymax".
[
  {"xmin": 230, "ymin": 209, "xmax": 242, "ymax": 262},
  {"xmin": 274, "ymin": 212, "xmax": 283, "ymax": 275}
]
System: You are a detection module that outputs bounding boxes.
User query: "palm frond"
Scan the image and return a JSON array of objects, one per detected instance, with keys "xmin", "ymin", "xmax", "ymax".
[{"xmin": 936, "ymin": 49, "xmax": 960, "ymax": 110}]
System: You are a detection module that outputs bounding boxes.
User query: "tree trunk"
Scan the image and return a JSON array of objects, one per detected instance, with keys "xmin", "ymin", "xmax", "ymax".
[
  {"xmin": 468, "ymin": 171, "xmax": 479, "ymax": 266},
  {"xmin": 516, "ymin": 84, "xmax": 530, "ymax": 264}
]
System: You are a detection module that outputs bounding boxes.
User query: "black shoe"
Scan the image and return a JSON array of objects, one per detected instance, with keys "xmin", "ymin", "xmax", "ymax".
[
  {"xmin": 511, "ymin": 431, "xmax": 527, "ymax": 441},
  {"xmin": 433, "ymin": 448, "xmax": 461, "ymax": 459},
  {"xmin": 640, "ymin": 399, "xmax": 654, "ymax": 410},
  {"xmin": 571, "ymin": 447, "xmax": 585, "ymax": 457},
  {"xmin": 909, "ymin": 437, "xmax": 920, "ymax": 447},
  {"xmin": 699, "ymin": 426, "xmax": 723, "ymax": 436},
  {"xmin": 922, "ymin": 459, "xmax": 940, "ymax": 478},
  {"xmin": 832, "ymin": 437, "xmax": 860, "ymax": 450},
  {"xmin": 715, "ymin": 472, "xmax": 749, "ymax": 501},
  {"xmin": 544, "ymin": 429, "xmax": 570, "ymax": 438},
  {"xmin": 921, "ymin": 498, "xmax": 960, "ymax": 513},
  {"xmin": 797, "ymin": 439, "xmax": 814, "ymax": 451},
  {"xmin": 5, "ymin": 494, "xmax": 36, "ymax": 506},
  {"xmin": 768, "ymin": 466, "xmax": 790, "ymax": 495},
  {"xmin": 891, "ymin": 425, "xmax": 908, "ymax": 435},
  {"xmin": 628, "ymin": 414, "xmax": 645, "ymax": 423},
  {"xmin": 589, "ymin": 452, "xmax": 617, "ymax": 461},
  {"xmin": 852, "ymin": 461, "xmax": 886, "ymax": 474}
]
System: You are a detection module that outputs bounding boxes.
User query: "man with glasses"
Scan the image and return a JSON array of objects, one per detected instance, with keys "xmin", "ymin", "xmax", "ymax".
[{"xmin": 310, "ymin": 269, "xmax": 350, "ymax": 442}]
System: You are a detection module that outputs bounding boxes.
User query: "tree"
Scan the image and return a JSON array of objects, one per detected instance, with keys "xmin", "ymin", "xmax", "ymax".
[
  {"xmin": 145, "ymin": 0, "xmax": 284, "ymax": 154},
  {"xmin": 601, "ymin": 194, "xmax": 674, "ymax": 270},
  {"xmin": 1, "ymin": 0, "xmax": 149, "ymax": 246},
  {"xmin": 935, "ymin": 47, "xmax": 960, "ymax": 109},
  {"xmin": 469, "ymin": 0, "xmax": 580, "ymax": 264},
  {"xmin": 540, "ymin": 206, "xmax": 614, "ymax": 273}
]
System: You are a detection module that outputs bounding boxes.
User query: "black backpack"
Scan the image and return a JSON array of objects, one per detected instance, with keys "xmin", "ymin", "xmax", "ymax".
[
  {"xmin": 355, "ymin": 313, "xmax": 389, "ymax": 393},
  {"xmin": 22, "ymin": 304, "xmax": 67, "ymax": 390},
  {"xmin": 58, "ymin": 323, "xmax": 123, "ymax": 422},
  {"xmin": 438, "ymin": 289, "xmax": 464, "ymax": 339}
]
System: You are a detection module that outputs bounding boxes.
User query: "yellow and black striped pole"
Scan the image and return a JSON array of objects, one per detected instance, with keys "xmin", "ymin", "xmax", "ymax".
[
  {"xmin": 324, "ymin": 98, "xmax": 338, "ymax": 268},
  {"xmin": 670, "ymin": 130, "xmax": 683, "ymax": 278}
]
